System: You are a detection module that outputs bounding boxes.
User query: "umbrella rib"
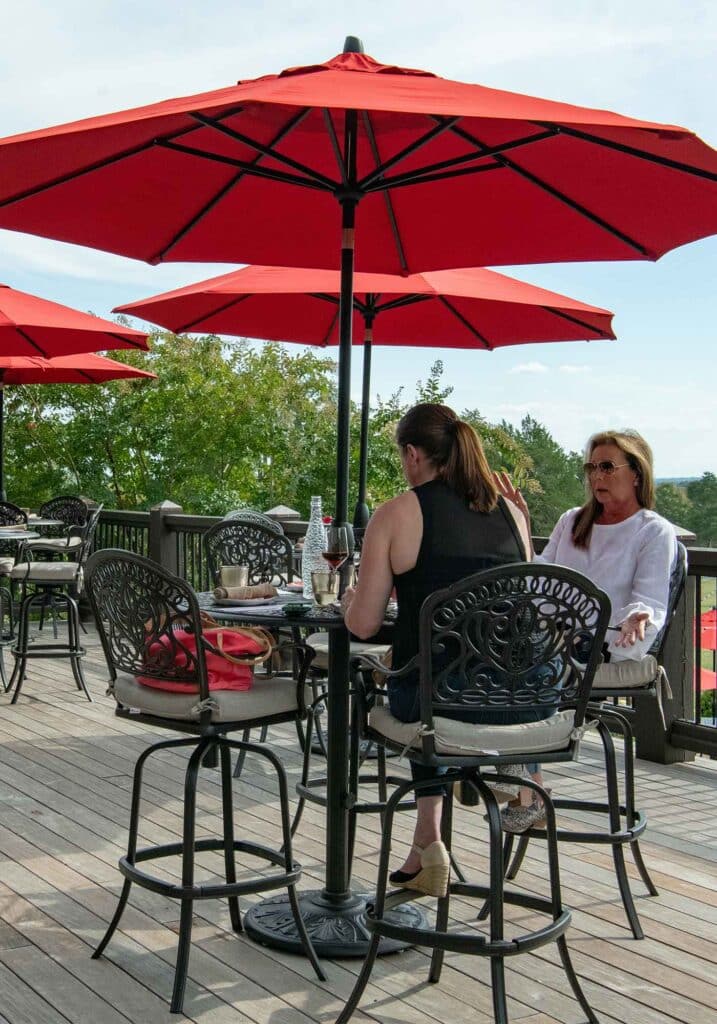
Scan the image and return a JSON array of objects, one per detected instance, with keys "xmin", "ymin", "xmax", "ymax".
[
  {"xmin": 154, "ymin": 108, "xmax": 312, "ymax": 263},
  {"xmin": 321, "ymin": 305, "xmax": 341, "ymax": 346},
  {"xmin": 364, "ymin": 129, "xmax": 559, "ymax": 193},
  {"xmin": 448, "ymin": 123, "xmax": 650, "ymax": 256},
  {"xmin": 358, "ymin": 116, "xmax": 460, "ymax": 189},
  {"xmin": 437, "ymin": 296, "xmax": 492, "ymax": 349},
  {"xmin": 539, "ymin": 122, "xmax": 717, "ymax": 183},
  {"xmin": 102, "ymin": 331, "xmax": 147, "ymax": 350},
  {"xmin": 362, "ymin": 111, "xmax": 408, "ymax": 273},
  {"xmin": 373, "ymin": 294, "xmax": 432, "ymax": 314},
  {"xmin": 174, "ymin": 294, "xmax": 251, "ymax": 334},
  {"xmin": 322, "ymin": 110, "xmax": 347, "ymax": 184},
  {"xmin": 0, "ymin": 114, "xmax": 240, "ymax": 210},
  {"xmin": 542, "ymin": 305, "xmax": 614, "ymax": 338},
  {"xmin": 156, "ymin": 140, "xmax": 330, "ymax": 191},
  {"xmin": 189, "ymin": 113, "xmax": 338, "ymax": 189},
  {"xmin": 15, "ymin": 327, "xmax": 48, "ymax": 357},
  {"xmin": 371, "ymin": 162, "xmax": 502, "ymax": 191}
]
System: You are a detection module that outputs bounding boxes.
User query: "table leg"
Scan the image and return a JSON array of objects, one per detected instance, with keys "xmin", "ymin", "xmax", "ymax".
[{"xmin": 244, "ymin": 626, "xmax": 424, "ymax": 957}]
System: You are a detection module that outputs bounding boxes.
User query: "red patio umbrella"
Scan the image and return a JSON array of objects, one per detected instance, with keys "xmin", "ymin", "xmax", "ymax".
[
  {"xmin": 116, "ymin": 262, "xmax": 615, "ymax": 525},
  {"xmin": 0, "ymin": 283, "xmax": 149, "ymax": 359},
  {"xmin": 0, "ymin": 38, "xmax": 714, "ymax": 531},
  {"xmin": 0, "ymin": 351, "xmax": 155, "ymax": 498}
]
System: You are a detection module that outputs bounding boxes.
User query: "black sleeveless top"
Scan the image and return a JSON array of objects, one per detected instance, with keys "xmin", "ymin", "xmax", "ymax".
[{"xmin": 392, "ymin": 479, "xmax": 525, "ymax": 678}]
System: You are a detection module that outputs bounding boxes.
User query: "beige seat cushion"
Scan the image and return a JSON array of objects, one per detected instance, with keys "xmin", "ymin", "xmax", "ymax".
[
  {"xmin": 369, "ymin": 704, "xmax": 576, "ymax": 757},
  {"xmin": 11, "ymin": 561, "xmax": 81, "ymax": 584},
  {"xmin": 113, "ymin": 671, "xmax": 302, "ymax": 723},
  {"xmin": 26, "ymin": 536, "xmax": 82, "ymax": 551},
  {"xmin": 592, "ymin": 656, "xmax": 658, "ymax": 690},
  {"xmin": 306, "ymin": 631, "xmax": 390, "ymax": 673}
]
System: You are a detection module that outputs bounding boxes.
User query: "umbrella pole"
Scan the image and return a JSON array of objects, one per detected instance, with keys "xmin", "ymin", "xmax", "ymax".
[{"xmin": 353, "ymin": 321, "xmax": 373, "ymax": 529}]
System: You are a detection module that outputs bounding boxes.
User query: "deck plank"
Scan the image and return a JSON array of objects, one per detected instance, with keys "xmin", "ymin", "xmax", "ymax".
[{"xmin": 0, "ymin": 626, "xmax": 716, "ymax": 1024}]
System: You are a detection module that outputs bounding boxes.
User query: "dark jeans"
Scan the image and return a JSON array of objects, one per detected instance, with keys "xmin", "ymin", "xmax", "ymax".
[{"xmin": 388, "ymin": 674, "xmax": 556, "ymax": 797}]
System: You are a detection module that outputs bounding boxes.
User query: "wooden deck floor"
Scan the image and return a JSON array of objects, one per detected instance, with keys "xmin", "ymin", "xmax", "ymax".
[{"xmin": 0, "ymin": 624, "xmax": 716, "ymax": 1024}]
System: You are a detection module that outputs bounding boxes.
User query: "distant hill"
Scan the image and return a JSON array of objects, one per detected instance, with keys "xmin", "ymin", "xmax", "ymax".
[{"xmin": 657, "ymin": 477, "xmax": 699, "ymax": 487}]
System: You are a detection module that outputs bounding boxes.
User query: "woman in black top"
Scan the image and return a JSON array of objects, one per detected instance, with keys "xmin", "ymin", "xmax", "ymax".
[{"xmin": 343, "ymin": 403, "xmax": 526, "ymax": 896}]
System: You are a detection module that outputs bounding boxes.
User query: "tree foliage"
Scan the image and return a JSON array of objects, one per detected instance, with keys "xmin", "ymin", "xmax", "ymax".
[{"xmin": 5, "ymin": 332, "xmax": 716, "ymax": 544}]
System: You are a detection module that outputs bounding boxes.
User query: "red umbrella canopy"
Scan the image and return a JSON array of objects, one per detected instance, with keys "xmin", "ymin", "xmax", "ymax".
[
  {"xmin": 116, "ymin": 264, "xmax": 615, "ymax": 348},
  {"xmin": 0, "ymin": 48, "xmax": 716, "ymax": 271},
  {"xmin": 0, "ymin": 283, "xmax": 149, "ymax": 358},
  {"xmin": 0, "ymin": 352, "xmax": 156, "ymax": 384}
]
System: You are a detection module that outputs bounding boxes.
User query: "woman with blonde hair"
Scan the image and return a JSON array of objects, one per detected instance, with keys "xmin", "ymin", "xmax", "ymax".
[
  {"xmin": 498, "ymin": 428, "xmax": 677, "ymax": 831},
  {"xmin": 343, "ymin": 402, "xmax": 529, "ymax": 896}
]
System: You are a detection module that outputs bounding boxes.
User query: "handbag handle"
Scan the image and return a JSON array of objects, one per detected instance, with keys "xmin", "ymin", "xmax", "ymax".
[{"xmin": 201, "ymin": 623, "xmax": 275, "ymax": 667}]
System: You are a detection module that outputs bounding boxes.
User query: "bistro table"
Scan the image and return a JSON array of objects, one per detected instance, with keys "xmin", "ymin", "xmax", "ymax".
[
  {"xmin": 26, "ymin": 516, "xmax": 65, "ymax": 530},
  {"xmin": 196, "ymin": 590, "xmax": 424, "ymax": 958},
  {"xmin": 0, "ymin": 529, "xmax": 41, "ymax": 544}
]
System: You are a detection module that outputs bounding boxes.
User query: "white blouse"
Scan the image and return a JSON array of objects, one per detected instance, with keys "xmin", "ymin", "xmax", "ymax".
[{"xmin": 536, "ymin": 507, "xmax": 677, "ymax": 661}]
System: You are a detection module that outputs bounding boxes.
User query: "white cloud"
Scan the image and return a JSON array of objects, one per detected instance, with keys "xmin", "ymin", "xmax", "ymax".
[{"xmin": 509, "ymin": 362, "xmax": 548, "ymax": 375}]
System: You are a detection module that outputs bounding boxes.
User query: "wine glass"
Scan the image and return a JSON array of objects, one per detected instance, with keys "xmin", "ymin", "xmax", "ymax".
[{"xmin": 321, "ymin": 525, "xmax": 349, "ymax": 573}]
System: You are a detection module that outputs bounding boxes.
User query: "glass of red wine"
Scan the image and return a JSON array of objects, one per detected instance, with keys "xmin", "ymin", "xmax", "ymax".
[{"xmin": 322, "ymin": 525, "xmax": 350, "ymax": 572}]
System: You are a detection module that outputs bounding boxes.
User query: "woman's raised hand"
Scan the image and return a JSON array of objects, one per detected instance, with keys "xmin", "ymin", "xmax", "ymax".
[
  {"xmin": 493, "ymin": 471, "xmax": 530, "ymax": 524},
  {"xmin": 614, "ymin": 611, "xmax": 650, "ymax": 647}
]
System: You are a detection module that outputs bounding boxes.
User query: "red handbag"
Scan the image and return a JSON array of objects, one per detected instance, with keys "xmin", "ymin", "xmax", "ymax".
[{"xmin": 137, "ymin": 614, "xmax": 275, "ymax": 693}]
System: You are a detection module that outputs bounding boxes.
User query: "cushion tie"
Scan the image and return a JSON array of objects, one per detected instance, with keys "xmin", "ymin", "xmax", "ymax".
[
  {"xmin": 399, "ymin": 724, "xmax": 434, "ymax": 761},
  {"xmin": 190, "ymin": 696, "xmax": 220, "ymax": 718}
]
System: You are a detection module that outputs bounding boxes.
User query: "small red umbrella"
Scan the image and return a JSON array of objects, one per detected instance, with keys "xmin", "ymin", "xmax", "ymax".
[
  {"xmin": 700, "ymin": 608, "xmax": 717, "ymax": 652},
  {"xmin": 0, "ymin": 351, "xmax": 155, "ymax": 498},
  {"xmin": 0, "ymin": 283, "xmax": 149, "ymax": 358},
  {"xmin": 117, "ymin": 262, "xmax": 615, "ymax": 524}
]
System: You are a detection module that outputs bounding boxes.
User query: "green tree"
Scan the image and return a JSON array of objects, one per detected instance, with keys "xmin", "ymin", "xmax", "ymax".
[
  {"xmin": 685, "ymin": 473, "xmax": 717, "ymax": 546},
  {"xmin": 501, "ymin": 416, "xmax": 585, "ymax": 535},
  {"xmin": 655, "ymin": 483, "xmax": 693, "ymax": 533}
]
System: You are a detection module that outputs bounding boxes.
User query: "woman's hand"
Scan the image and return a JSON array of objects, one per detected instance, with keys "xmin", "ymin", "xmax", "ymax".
[
  {"xmin": 340, "ymin": 585, "xmax": 356, "ymax": 617},
  {"xmin": 614, "ymin": 611, "xmax": 650, "ymax": 648},
  {"xmin": 493, "ymin": 471, "xmax": 530, "ymax": 524}
]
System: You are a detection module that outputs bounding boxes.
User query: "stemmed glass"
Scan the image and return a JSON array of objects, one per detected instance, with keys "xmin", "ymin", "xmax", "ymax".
[
  {"xmin": 321, "ymin": 526, "xmax": 350, "ymax": 573},
  {"xmin": 310, "ymin": 526, "xmax": 349, "ymax": 611}
]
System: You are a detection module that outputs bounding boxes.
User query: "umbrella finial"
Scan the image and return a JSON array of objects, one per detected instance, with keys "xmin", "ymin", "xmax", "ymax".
[{"xmin": 343, "ymin": 36, "xmax": 365, "ymax": 53}]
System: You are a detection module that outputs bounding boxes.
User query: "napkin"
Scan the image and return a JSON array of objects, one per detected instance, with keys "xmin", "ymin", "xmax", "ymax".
[{"xmin": 212, "ymin": 582, "xmax": 277, "ymax": 600}]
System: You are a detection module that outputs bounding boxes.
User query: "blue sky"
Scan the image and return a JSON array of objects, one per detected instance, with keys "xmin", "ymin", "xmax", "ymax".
[{"xmin": 1, "ymin": 1, "xmax": 715, "ymax": 476}]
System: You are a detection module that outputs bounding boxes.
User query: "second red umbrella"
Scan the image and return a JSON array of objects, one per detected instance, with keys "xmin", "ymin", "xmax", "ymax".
[{"xmin": 117, "ymin": 263, "xmax": 615, "ymax": 525}]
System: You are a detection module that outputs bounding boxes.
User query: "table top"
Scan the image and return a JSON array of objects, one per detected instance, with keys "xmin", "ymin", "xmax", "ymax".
[
  {"xmin": 0, "ymin": 529, "xmax": 40, "ymax": 541},
  {"xmin": 196, "ymin": 590, "xmax": 345, "ymax": 629},
  {"xmin": 27, "ymin": 516, "xmax": 65, "ymax": 528}
]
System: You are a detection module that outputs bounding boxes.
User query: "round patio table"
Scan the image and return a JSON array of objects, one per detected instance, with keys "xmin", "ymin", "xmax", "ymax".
[
  {"xmin": 196, "ymin": 590, "xmax": 423, "ymax": 958},
  {"xmin": 0, "ymin": 529, "xmax": 40, "ymax": 543},
  {"xmin": 26, "ymin": 516, "xmax": 65, "ymax": 529}
]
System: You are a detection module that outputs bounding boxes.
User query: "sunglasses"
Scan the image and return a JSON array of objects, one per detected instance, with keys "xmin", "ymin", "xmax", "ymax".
[{"xmin": 583, "ymin": 461, "xmax": 630, "ymax": 477}]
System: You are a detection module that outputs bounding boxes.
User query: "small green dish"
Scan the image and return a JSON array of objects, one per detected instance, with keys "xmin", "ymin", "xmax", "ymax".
[{"xmin": 283, "ymin": 601, "xmax": 312, "ymax": 618}]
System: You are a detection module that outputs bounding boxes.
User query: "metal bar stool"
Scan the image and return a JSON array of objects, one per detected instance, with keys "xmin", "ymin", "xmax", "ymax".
[
  {"xmin": 505, "ymin": 542, "xmax": 687, "ymax": 939},
  {"xmin": 336, "ymin": 563, "xmax": 610, "ymax": 1024},
  {"xmin": 85, "ymin": 549, "xmax": 325, "ymax": 1014},
  {"xmin": 7, "ymin": 505, "xmax": 102, "ymax": 703}
]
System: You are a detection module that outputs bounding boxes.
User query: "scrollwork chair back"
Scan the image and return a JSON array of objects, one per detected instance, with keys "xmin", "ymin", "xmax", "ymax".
[
  {"xmin": 85, "ymin": 549, "xmax": 210, "ymax": 701},
  {"xmin": 0, "ymin": 501, "xmax": 28, "ymax": 526},
  {"xmin": 204, "ymin": 519, "xmax": 295, "ymax": 588},
  {"xmin": 415, "ymin": 563, "xmax": 611, "ymax": 760}
]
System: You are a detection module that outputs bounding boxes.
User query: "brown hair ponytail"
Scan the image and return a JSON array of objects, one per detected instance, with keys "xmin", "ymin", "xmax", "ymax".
[{"xmin": 396, "ymin": 403, "xmax": 498, "ymax": 513}]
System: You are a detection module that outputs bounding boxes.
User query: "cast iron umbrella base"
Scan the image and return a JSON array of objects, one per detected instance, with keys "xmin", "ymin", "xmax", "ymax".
[{"xmin": 245, "ymin": 890, "xmax": 426, "ymax": 958}]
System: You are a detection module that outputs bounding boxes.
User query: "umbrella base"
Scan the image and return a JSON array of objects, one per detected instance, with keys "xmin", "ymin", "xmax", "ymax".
[{"xmin": 244, "ymin": 889, "xmax": 426, "ymax": 957}]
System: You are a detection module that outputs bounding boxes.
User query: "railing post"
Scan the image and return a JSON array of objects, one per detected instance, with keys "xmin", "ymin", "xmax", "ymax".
[
  {"xmin": 148, "ymin": 500, "xmax": 182, "ymax": 573},
  {"xmin": 633, "ymin": 582, "xmax": 696, "ymax": 764}
]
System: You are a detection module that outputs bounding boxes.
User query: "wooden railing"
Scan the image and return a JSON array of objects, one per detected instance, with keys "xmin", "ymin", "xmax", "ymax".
[{"xmin": 94, "ymin": 506, "xmax": 717, "ymax": 761}]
